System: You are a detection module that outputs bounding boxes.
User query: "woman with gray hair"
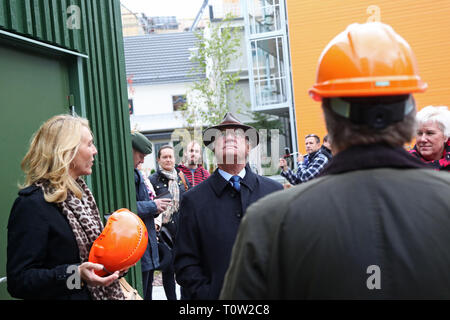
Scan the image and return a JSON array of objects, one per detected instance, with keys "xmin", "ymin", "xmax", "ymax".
[{"xmin": 409, "ymin": 105, "xmax": 450, "ymax": 170}]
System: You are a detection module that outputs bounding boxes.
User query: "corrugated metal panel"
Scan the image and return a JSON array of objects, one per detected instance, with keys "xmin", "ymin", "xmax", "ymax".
[
  {"xmin": 0, "ymin": 0, "xmax": 85, "ymax": 53},
  {"xmin": 0, "ymin": 0, "xmax": 135, "ymax": 225},
  {"xmin": 286, "ymin": 0, "xmax": 450, "ymax": 154},
  {"xmin": 78, "ymin": 0, "xmax": 135, "ymax": 214},
  {"xmin": 0, "ymin": 0, "xmax": 141, "ymax": 293},
  {"xmin": 0, "ymin": 0, "xmax": 134, "ymax": 229}
]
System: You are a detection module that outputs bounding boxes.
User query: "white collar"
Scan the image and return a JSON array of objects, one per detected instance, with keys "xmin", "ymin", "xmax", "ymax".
[{"xmin": 218, "ymin": 167, "xmax": 246, "ymax": 182}]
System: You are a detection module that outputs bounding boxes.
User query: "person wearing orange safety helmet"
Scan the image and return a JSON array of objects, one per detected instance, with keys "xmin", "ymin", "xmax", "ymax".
[{"xmin": 221, "ymin": 22, "xmax": 450, "ymax": 299}]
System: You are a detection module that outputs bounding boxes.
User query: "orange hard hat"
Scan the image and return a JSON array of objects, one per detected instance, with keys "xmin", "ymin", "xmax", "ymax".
[
  {"xmin": 309, "ymin": 22, "xmax": 427, "ymax": 101},
  {"xmin": 89, "ymin": 208, "xmax": 148, "ymax": 277}
]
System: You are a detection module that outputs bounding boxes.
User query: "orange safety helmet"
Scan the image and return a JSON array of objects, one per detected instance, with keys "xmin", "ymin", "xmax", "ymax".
[
  {"xmin": 89, "ymin": 208, "xmax": 148, "ymax": 277},
  {"xmin": 309, "ymin": 22, "xmax": 427, "ymax": 101}
]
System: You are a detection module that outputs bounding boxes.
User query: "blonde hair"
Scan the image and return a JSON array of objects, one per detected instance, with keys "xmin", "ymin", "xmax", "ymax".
[{"xmin": 21, "ymin": 114, "xmax": 91, "ymax": 203}]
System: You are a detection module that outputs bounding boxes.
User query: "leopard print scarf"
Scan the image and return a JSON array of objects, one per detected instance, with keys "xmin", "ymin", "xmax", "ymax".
[{"xmin": 37, "ymin": 179, "xmax": 124, "ymax": 300}]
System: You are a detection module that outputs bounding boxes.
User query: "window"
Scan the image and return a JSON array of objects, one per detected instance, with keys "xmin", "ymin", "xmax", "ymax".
[
  {"xmin": 128, "ymin": 99, "xmax": 134, "ymax": 115},
  {"xmin": 251, "ymin": 36, "xmax": 287, "ymax": 106},
  {"xmin": 243, "ymin": 0, "xmax": 291, "ymax": 111},
  {"xmin": 172, "ymin": 95, "xmax": 187, "ymax": 111},
  {"xmin": 247, "ymin": 0, "xmax": 282, "ymax": 35}
]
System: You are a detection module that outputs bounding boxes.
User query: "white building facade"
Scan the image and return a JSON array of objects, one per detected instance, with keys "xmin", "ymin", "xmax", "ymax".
[{"xmin": 124, "ymin": 0, "xmax": 296, "ymax": 177}]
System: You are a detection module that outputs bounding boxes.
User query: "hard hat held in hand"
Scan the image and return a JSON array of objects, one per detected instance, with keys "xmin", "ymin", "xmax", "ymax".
[
  {"xmin": 89, "ymin": 208, "xmax": 148, "ymax": 276},
  {"xmin": 309, "ymin": 22, "xmax": 427, "ymax": 101}
]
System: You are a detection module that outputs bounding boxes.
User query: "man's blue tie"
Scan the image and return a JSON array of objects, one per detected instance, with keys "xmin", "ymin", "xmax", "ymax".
[{"xmin": 230, "ymin": 175, "xmax": 241, "ymax": 192}]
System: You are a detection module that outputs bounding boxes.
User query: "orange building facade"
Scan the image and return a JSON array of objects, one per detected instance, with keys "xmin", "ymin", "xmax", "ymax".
[{"xmin": 285, "ymin": 0, "xmax": 450, "ymax": 153}]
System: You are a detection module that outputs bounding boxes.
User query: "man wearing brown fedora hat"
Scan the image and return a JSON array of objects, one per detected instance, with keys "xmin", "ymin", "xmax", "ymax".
[{"xmin": 174, "ymin": 112, "xmax": 283, "ymax": 300}]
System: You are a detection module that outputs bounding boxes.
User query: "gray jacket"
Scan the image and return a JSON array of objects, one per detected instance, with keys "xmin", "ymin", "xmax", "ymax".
[{"xmin": 221, "ymin": 145, "xmax": 450, "ymax": 299}]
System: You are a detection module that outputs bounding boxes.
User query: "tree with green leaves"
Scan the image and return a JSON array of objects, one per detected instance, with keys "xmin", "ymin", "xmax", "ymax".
[{"xmin": 179, "ymin": 13, "xmax": 246, "ymax": 128}]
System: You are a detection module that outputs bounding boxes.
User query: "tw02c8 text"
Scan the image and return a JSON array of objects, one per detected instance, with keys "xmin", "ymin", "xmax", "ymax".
[{"xmin": 222, "ymin": 304, "xmax": 270, "ymax": 315}]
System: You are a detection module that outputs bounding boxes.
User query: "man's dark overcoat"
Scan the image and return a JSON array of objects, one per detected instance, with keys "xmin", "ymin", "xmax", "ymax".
[{"xmin": 174, "ymin": 165, "xmax": 282, "ymax": 300}]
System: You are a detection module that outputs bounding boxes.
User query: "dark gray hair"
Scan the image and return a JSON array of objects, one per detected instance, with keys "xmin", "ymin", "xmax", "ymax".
[
  {"xmin": 321, "ymin": 97, "xmax": 416, "ymax": 152},
  {"xmin": 305, "ymin": 134, "xmax": 320, "ymax": 144}
]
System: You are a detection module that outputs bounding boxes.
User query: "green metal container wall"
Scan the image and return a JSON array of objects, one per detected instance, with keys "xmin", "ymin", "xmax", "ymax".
[
  {"xmin": 0, "ymin": 0, "xmax": 141, "ymax": 297},
  {"xmin": 0, "ymin": 0, "xmax": 84, "ymax": 52}
]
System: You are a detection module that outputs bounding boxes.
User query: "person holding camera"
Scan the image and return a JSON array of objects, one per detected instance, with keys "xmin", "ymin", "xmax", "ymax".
[{"xmin": 279, "ymin": 134, "xmax": 329, "ymax": 185}]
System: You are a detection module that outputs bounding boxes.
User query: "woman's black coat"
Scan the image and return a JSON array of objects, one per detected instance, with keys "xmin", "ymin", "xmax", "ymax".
[
  {"xmin": 7, "ymin": 186, "xmax": 91, "ymax": 300},
  {"xmin": 149, "ymin": 167, "xmax": 191, "ymax": 238}
]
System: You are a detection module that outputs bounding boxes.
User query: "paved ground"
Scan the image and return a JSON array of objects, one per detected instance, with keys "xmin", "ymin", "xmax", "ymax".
[
  {"xmin": 152, "ymin": 271, "xmax": 181, "ymax": 300},
  {"xmin": 153, "ymin": 285, "xmax": 181, "ymax": 300}
]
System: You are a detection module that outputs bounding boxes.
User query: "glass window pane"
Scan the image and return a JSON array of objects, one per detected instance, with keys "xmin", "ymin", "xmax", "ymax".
[
  {"xmin": 248, "ymin": 0, "xmax": 281, "ymax": 34},
  {"xmin": 250, "ymin": 36, "xmax": 287, "ymax": 107}
]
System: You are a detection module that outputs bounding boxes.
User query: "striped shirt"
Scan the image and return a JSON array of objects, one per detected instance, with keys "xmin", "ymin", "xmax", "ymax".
[{"xmin": 177, "ymin": 164, "xmax": 210, "ymax": 187}]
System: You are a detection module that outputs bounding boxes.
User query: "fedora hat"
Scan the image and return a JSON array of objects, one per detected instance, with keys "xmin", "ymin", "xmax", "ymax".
[{"xmin": 202, "ymin": 112, "xmax": 259, "ymax": 150}]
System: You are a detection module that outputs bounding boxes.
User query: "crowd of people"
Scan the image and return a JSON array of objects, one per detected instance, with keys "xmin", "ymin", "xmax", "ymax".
[{"xmin": 6, "ymin": 22, "xmax": 450, "ymax": 300}]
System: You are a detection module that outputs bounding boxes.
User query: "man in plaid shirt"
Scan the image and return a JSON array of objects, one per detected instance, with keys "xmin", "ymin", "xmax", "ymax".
[{"xmin": 279, "ymin": 134, "xmax": 329, "ymax": 185}]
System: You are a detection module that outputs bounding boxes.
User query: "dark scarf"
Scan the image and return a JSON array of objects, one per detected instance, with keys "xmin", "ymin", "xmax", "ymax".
[
  {"xmin": 409, "ymin": 140, "xmax": 450, "ymax": 171},
  {"xmin": 320, "ymin": 143, "xmax": 428, "ymax": 176},
  {"xmin": 303, "ymin": 149, "xmax": 321, "ymax": 166},
  {"xmin": 320, "ymin": 145, "xmax": 333, "ymax": 160}
]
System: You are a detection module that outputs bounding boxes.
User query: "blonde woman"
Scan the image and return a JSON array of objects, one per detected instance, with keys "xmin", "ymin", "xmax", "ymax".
[{"xmin": 7, "ymin": 115, "xmax": 124, "ymax": 300}]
